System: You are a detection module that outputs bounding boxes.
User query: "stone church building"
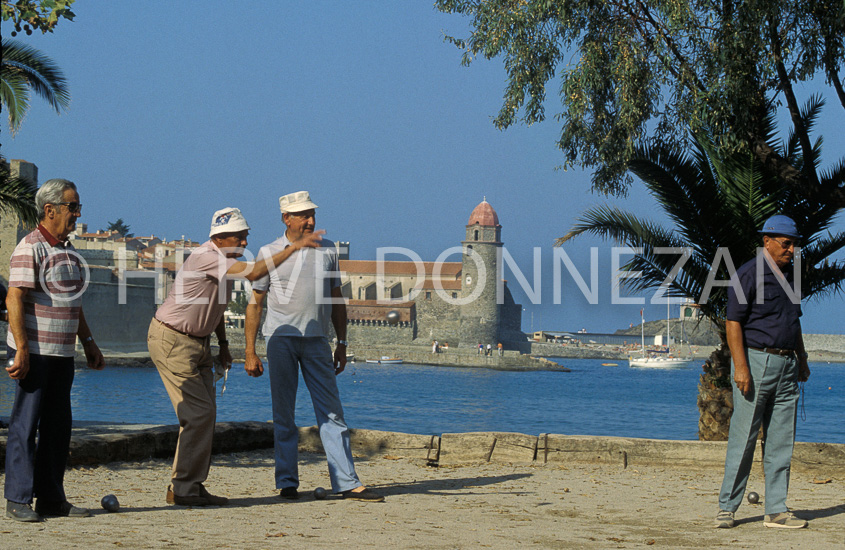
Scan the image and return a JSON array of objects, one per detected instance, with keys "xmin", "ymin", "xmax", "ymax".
[{"xmin": 340, "ymin": 199, "xmax": 524, "ymax": 349}]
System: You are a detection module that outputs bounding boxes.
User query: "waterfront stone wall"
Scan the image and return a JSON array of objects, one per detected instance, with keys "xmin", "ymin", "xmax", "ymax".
[
  {"xmin": 414, "ymin": 293, "xmax": 461, "ymax": 346},
  {"xmin": 2, "ymin": 423, "xmax": 842, "ymax": 474},
  {"xmin": 346, "ymin": 322, "xmax": 416, "ymax": 345},
  {"xmin": 82, "ymin": 267, "xmax": 157, "ymax": 352},
  {"xmin": 803, "ymin": 333, "xmax": 845, "ymax": 353}
]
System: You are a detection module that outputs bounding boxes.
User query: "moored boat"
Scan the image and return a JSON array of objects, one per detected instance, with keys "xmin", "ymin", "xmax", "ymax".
[{"xmin": 365, "ymin": 356, "xmax": 403, "ymax": 365}]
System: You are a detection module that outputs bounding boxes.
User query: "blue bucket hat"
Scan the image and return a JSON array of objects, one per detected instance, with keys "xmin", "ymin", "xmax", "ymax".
[{"xmin": 759, "ymin": 215, "xmax": 801, "ymax": 239}]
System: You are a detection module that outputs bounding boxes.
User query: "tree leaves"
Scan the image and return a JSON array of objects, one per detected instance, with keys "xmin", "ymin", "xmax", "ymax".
[{"xmin": 436, "ymin": 0, "xmax": 845, "ymax": 200}]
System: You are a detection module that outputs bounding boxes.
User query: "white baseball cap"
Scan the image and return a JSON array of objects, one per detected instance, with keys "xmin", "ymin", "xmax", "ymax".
[
  {"xmin": 209, "ymin": 207, "xmax": 250, "ymax": 237},
  {"xmin": 279, "ymin": 190, "xmax": 319, "ymax": 213}
]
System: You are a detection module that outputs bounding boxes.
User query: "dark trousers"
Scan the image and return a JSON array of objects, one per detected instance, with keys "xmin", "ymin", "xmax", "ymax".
[{"xmin": 4, "ymin": 349, "xmax": 75, "ymax": 505}]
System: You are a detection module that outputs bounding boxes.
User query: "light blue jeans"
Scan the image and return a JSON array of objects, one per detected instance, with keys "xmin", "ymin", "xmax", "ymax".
[
  {"xmin": 266, "ymin": 336, "xmax": 362, "ymax": 493},
  {"xmin": 719, "ymin": 348, "xmax": 799, "ymax": 515}
]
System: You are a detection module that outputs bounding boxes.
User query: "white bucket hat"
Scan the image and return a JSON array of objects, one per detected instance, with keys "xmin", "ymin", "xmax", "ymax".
[
  {"xmin": 209, "ymin": 207, "xmax": 250, "ymax": 237},
  {"xmin": 279, "ymin": 190, "xmax": 319, "ymax": 213}
]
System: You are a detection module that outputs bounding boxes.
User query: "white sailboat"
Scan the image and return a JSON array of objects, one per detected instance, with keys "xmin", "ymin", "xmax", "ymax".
[{"xmin": 628, "ymin": 304, "xmax": 693, "ymax": 368}]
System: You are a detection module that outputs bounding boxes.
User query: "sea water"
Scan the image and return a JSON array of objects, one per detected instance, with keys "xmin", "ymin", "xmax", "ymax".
[{"xmin": 0, "ymin": 359, "xmax": 842, "ymax": 443}]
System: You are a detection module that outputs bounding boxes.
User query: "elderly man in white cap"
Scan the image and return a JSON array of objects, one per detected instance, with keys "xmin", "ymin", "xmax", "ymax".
[
  {"xmin": 148, "ymin": 207, "xmax": 322, "ymax": 506},
  {"xmin": 244, "ymin": 191, "xmax": 383, "ymax": 502}
]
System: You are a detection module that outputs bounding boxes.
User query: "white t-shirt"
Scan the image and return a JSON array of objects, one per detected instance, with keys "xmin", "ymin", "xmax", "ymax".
[{"xmin": 252, "ymin": 234, "xmax": 341, "ymax": 338}]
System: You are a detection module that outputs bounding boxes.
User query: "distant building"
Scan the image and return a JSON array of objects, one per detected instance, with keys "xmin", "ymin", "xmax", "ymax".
[
  {"xmin": 339, "ymin": 198, "xmax": 523, "ymax": 349},
  {"xmin": 0, "ymin": 160, "xmax": 156, "ymax": 351},
  {"xmin": 0, "ymin": 159, "xmax": 37, "ymax": 285}
]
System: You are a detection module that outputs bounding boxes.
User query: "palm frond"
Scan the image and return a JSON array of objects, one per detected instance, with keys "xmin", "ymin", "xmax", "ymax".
[
  {"xmin": 0, "ymin": 159, "xmax": 39, "ymax": 227},
  {"xmin": 1, "ymin": 38, "xmax": 70, "ymax": 134}
]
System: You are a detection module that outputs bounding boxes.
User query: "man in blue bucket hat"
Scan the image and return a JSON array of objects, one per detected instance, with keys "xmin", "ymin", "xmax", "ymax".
[{"xmin": 714, "ymin": 214, "xmax": 811, "ymax": 529}]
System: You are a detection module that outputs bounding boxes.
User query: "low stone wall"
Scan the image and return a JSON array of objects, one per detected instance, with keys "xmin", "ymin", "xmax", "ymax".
[
  {"xmin": 349, "ymin": 344, "xmax": 567, "ymax": 370},
  {"xmin": 803, "ymin": 333, "xmax": 845, "ymax": 353},
  {"xmin": 2, "ymin": 423, "xmax": 842, "ymax": 475}
]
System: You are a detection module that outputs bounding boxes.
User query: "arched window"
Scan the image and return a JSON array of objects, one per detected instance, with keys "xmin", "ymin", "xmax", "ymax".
[{"xmin": 474, "ymin": 229, "xmax": 479, "ymax": 241}]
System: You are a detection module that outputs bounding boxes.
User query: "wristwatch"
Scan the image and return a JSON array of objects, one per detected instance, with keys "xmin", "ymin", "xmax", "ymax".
[{"xmin": 337, "ymin": 340, "xmax": 348, "ymax": 346}]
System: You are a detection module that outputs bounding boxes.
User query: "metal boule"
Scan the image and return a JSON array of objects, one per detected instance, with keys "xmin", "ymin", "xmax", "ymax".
[{"xmin": 101, "ymin": 494, "xmax": 120, "ymax": 512}]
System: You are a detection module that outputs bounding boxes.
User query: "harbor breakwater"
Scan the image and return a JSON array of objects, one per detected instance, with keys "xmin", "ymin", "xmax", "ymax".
[{"xmin": 1, "ymin": 421, "xmax": 843, "ymax": 474}]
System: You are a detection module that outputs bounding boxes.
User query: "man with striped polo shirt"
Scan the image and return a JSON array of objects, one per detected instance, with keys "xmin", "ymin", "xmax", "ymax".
[{"xmin": 5, "ymin": 179, "xmax": 105, "ymax": 522}]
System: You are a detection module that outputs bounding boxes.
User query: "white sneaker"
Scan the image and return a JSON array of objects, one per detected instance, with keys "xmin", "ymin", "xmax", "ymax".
[{"xmin": 763, "ymin": 511, "xmax": 808, "ymax": 529}]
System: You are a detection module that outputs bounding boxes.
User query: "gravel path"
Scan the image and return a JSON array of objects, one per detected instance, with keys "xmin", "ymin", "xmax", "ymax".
[{"xmin": 2, "ymin": 450, "xmax": 843, "ymax": 549}]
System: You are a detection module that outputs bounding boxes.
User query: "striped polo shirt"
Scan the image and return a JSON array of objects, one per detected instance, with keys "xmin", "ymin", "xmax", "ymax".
[{"xmin": 6, "ymin": 225, "xmax": 87, "ymax": 357}]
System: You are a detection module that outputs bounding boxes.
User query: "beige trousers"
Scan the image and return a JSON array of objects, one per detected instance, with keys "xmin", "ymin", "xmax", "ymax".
[{"xmin": 147, "ymin": 319, "xmax": 216, "ymax": 497}]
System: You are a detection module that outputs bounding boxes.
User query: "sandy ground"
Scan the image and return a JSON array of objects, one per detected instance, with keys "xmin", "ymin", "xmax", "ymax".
[{"xmin": 1, "ymin": 450, "xmax": 843, "ymax": 549}]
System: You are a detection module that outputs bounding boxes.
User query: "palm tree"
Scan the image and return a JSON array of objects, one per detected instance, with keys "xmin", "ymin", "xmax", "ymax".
[
  {"xmin": 557, "ymin": 99, "xmax": 845, "ymax": 440},
  {"xmin": 0, "ymin": 39, "xmax": 70, "ymax": 230},
  {"xmin": 1, "ymin": 38, "xmax": 70, "ymax": 135},
  {"xmin": 0, "ymin": 155, "xmax": 38, "ymax": 227}
]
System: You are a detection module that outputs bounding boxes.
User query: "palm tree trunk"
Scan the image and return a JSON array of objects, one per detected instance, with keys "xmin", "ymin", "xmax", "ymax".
[{"xmin": 697, "ymin": 334, "xmax": 733, "ymax": 440}]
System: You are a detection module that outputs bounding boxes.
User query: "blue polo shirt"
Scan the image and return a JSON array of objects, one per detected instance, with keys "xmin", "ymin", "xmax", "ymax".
[{"xmin": 726, "ymin": 256, "xmax": 802, "ymax": 350}]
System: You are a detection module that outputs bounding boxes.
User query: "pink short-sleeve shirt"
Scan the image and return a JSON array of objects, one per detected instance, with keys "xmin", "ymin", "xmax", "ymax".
[{"xmin": 154, "ymin": 241, "xmax": 237, "ymax": 337}]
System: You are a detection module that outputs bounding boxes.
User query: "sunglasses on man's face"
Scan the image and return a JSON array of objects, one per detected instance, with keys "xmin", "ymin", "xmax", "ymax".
[
  {"xmin": 771, "ymin": 237, "xmax": 800, "ymax": 249},
  {"xmin": 52, "ymin": 202, "xmax": 83, "ymax": 213}
]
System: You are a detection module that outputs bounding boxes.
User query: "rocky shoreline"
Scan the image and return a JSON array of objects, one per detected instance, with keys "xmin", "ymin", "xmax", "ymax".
[{"xmin": 88, "ymin": 341, "xmax": 845, "ymax": 369}]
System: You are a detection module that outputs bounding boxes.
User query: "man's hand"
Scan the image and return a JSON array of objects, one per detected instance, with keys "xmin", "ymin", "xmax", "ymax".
[
  {"xmin": 293, "ymin": 229, "xmax": 326, "ymax": 250},
  {"xmin": 734, "ymin": 363, "xmax": 752, "ymax": 395},
  {"xmin": 798, "ymin": 358, "xmax": 811, "ymax": 382},
  {"xmin": 333, "ymin": 344, "xmax": 347, "ymax": 375},
  {"xmin": 219, "ymin": 343, "xmax": 233, "ymax": 370},
  {"xmin": 6, "ymin": 352, "xmax": 29, "ymax": 380},
  {"xmin": 83, "ymin": 339, "xmax": 105, "ymax": 370},
  {"xmin": 245, "ymin": 351, "xmax": 264, "ymax": 377}
]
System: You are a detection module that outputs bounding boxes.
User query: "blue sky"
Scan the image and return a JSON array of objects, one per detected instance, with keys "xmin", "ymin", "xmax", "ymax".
[{"xmin": 4, "ymin": 1, "xmax": 845, "ymax": 334}]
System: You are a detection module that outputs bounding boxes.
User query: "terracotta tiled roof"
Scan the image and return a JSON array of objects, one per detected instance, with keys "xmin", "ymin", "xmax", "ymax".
[
  {"xmin": 339, "ymin": 260, "xmax": 461, "ymax": 277},
  {"xmin": 347, "ymin": 300, "xmax": 415, "ymax": 308},
  {"xmin": 419, "ymin": 279, "xmax": 462, "ymax": 290},
  {"xmin": 467, "ymin": 199, "xmax": 500, "ymax": 227}
]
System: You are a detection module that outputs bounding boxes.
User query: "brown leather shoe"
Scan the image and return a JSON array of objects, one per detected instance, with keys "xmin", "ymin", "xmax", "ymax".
[
  {"xmin": 340, "ymin": 487, "xmax": 384, "ymax": 502},
  {"xmin": 198, "ymin": 485, "xmax": 228, "ymax": 506},
  {"xmin": 166, "ymin": 484, "xmax": 228, "ymax": 506}
]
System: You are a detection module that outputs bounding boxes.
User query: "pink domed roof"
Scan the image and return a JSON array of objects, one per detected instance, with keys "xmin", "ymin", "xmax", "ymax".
[{"xmin": 468, "ymin": 198, "xmax": 499, "ymax": 226}]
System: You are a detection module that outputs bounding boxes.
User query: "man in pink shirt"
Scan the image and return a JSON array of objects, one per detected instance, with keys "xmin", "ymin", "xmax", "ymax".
[{"xmin": 148, "ymin": 207, "xmax": 322, "ymax": 506}]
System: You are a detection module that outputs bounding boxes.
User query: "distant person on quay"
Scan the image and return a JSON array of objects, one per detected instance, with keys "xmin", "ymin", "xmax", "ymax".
[
  {"xmin": 498, "ymin": 342, "xmax": 503, "ymax": 356},
  {"xmin": 5, "ymin": 179, "xmax": 105, "ymax": 522},
  {"xmin": 244, "ymin": 191, "xmax": 384, "ymax": 502},
  {"xmin": 714, "ymin": 215, "xmax": 810, "ymax": 529},
  {"xmin": 148, "ymin": 207, "xmax": 321, "ymax": 507}
]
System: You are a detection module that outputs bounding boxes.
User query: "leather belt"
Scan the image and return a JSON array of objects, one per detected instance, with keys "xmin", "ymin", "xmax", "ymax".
[
  {"xmin": 156, "ymin": 318, "xmax": 201, "ymax": 339},
  {"xmin": 749, "ymin": 346, "xmax": 795, "ymax": 357}
]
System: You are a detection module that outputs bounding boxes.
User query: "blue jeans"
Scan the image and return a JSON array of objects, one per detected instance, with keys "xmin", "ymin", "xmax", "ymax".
[
  {"xmin": 719, "ymin": 349, "xmax": 799, "ymax": 515},
  {"xmin": 4, "ymin": 349, "xmax": 75, "ymax": 505},
  {"xmin": 266, "ymin": 336, "xmax": 361, "ymax": 493}
]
